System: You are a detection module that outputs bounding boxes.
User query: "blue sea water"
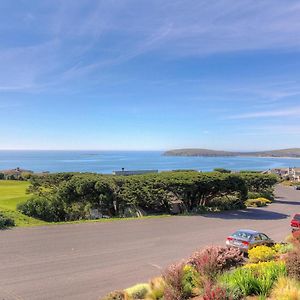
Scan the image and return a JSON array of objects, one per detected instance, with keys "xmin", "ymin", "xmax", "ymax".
[{"xmin": 0, "ymin": 150, "xmax": 300, "ymax": 174}]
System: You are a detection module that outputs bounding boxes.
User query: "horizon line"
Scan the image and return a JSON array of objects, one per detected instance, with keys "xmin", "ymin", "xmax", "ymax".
[{"xmin": 0, "ymin": 147, "xmax": 299, "ymax": 152}]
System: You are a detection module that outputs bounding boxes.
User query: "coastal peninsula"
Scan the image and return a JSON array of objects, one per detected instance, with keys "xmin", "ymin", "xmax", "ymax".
[{"xmin": 163, "ymin": 148, "xmax": 300, "ymax": 158}]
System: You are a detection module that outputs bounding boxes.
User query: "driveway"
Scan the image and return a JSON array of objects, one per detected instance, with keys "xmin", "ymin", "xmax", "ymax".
[{"xmin": 0, "ymin": 184, "xmax": 299, "ymax": 300}]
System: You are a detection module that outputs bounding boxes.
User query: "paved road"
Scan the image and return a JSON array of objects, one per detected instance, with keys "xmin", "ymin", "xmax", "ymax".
[{"xmin": 1, "ymin": 185, "xmax": 300, "ymax": 300}]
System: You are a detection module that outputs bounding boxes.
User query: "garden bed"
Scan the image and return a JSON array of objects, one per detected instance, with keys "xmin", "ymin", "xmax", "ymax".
[{"xmin": 101, "ymin": 231, "xmax": 300, "ymax": 300}]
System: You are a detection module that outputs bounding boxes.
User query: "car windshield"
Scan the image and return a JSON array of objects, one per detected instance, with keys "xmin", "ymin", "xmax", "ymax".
[
  {"xmin": 294, "ymin": 214, "xmax": 300, "ymax": 221},
  {"xmin": 232, "ymin": 231, "xmax": 253, "ymax": 240}
]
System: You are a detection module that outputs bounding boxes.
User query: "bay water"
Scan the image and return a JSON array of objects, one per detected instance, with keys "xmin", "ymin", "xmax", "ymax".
[{"xmin": 1, "ymin": 150, "xmax": 300, "ymax": 174}]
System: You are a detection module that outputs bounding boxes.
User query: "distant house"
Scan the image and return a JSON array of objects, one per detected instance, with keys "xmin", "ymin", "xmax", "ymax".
[
  {"xmin": 0, "ymin": 167, "xmax": 34, "ymax": 179},
  {"xmin": 112, "ymin": 168, "xmax": 158, "ymax": 176},
  {"xmin": 290, "ymin": 168, "xmax": 300, "ymax": 182},
  {"xmin": 267, "ymin": 167, "xmax": 300, "ymax": 182}
]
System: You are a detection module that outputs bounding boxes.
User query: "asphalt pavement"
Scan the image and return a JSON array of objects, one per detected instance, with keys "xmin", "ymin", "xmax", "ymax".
[{"xmin": 0, "ymin": 184, "xmax": 299, "ymax": 300}]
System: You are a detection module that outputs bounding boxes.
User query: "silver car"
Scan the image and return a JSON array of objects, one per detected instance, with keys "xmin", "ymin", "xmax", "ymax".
[{"xmin": 226, "ymin": 229, "xmax": 274, "ymax": 252}]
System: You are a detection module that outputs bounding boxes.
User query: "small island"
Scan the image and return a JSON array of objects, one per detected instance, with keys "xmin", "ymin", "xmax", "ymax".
[{"xmin": 163, "ymin": 148, "xmax": 300, "ymax": 158}]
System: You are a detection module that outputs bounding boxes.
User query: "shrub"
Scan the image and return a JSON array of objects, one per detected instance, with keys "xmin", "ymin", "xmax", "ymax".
[
  {"xmin": 17, "ymin": 196, "xmax": 66, "ymax": 222},
  {"xmin": 285, "ymin": 248, "xmax": 300, "ymax": 280},
  {"xmin": 162, "ymin": 262, "xmax": 202, "ymax": 300},
  {"xmin": 249, "ymin": 262, "xmax": 285, "ymax": 296},
  {"xmin": 273, "ymin": 243, "xmax": 293, "ymax": 255},
  {"xmin": 146, "ymin": 277, "xmax": 165, "ymax": 300},
  {"xmin": 64, "ymin": 202, "xmax": 92, "ymax": 221},
  {"xmin": 214, "ymin": 168, "xmax": 231, "ymax": 173},
  {"xmin": 244, "ymin": 198, "xmax": 271, "ymax": 207},
  {"xmin": 163, "ymin": 262, "xmax": 185, "ymax": 300},
  {"xmin": 125, "ymin": 283, "xmax": 150, "ymax": 299},
  {"xmin": 188, "ymin": 246, "xmax": 244, "ymax": 280},
  {"xmin": 0, "ymin": 213, "xmax": 15, "ymax": 229},
  {"xmin": 247, "ymin": 191, "xmax": 274, "ymax": 201},
  {"xmin": 220, "ymin": 261, "xmax": 286, "ymax": 297},
  {"xmin": 202, "ymin": 280, "xmax": 231, "ymax": 300},
  {"xmin": 101, "ymin": 290, "xmax": 130, "ymax": 300},
  {"xmin": 292, "ymin": 230, "xmax": 300, "ymax": 248},
  {"xmin": 286, "ymin": 231, "xmax": 300, "ymax": 250},
  {"xmin": 248, "ymin": 246, "xmax": 275, "ymax": 263},
  {"xmin": 209, "ymin": 196, "xmax": 244, "ymax": 211},
  {"xmin": 270, "ymin": 276, "xmax": 300, "ymax": 300},
  {"xmin": 181, "ymin": 265, "xmax": 201, "ymax": 298},
  {"xmin": 247, "ymin": 192, "xmax": 262, "ymax": 199},
  {"xmin": 220, "ymin": 268, "xmax": 259, "ymax": 296}
]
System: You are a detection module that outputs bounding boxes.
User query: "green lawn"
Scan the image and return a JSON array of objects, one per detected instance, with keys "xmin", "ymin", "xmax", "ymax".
[
  {"xmin": 0, "ymin": 180, "xmax": 46, "ymax": 227},
  {"xmin": 0, "ymin": 180, "xmax": 30, "ymax": 210}
]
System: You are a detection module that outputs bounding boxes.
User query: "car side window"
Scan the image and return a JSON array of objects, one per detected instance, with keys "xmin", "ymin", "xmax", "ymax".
[
  {"xmin": 260, "ymin": 234, "xmax": 269, "ymax": 240},
  {"xmin": 253, "ymin": 234, "xmax": 261, "ymax": 241}
]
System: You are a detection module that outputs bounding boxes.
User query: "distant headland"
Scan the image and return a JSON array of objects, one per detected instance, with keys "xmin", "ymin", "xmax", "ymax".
[{"xmin": 163, "ymin": 148, "xmax": 300, "ymax": 158}]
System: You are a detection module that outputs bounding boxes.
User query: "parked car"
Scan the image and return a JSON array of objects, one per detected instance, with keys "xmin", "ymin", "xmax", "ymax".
[
  {"xmin": 291, "ymin": 214, "xmax": 300, "ymax": 232},
  {"xmin": 294, "ymin": 185, "xmax": 300, "ymax": 190},
  {"xmin": 226, "ymin": 229, "xmax": 274, "ymax": 252}
]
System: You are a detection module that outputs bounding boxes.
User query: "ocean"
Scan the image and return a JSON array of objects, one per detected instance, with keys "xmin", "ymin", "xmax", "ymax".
[{"xmin": 0, "ymin": 150, "xmax": 300, "ymax": 174}]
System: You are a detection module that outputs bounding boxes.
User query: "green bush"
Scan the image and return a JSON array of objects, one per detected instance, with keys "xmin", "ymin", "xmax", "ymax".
[
  {"xmin": 17, "ymin": 196, "xmax": 66, "ymax": 222},
  {"xmin": 125, "ymin": 283, "xmax": 150, "ymax": 299},
  {"xmin": 248, "ymin": 245, "xmax": 275, "ymax": 263},
  {"xmin": 209, "ymin": 196, "xmax": 244, "ymax": 210},
  {"xmin": 181, "ymin": 265, "xmax": 201, "ymax": 298},
  {"xmin": 0, "ymin": 213, "xmax": 15, "ymax": 229},
  {"xmin": 219, "ymin": 261, "xmax": 286, "ymax": 297},
  {"xmin": 220, "ymin": 268, "xmax": 259, "ymax": 296},
  {"xmin": 273, "ymin": 243, "xmax": 293, "ymax": 255},
  {"xmin": 240, "ymin": 173, "xmax": 278, "ymax": 194},
  {"xmin": 64, "ymin": 202, "xmax": 92, "ymax": 221},
  {"xmin": 247, "ymin": 191, "xmax": 274, "ymax": 201}
]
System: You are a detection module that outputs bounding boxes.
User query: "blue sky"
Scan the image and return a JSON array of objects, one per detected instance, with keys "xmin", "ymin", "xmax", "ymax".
[{"xmin": 1, "ymin": 0, "xmax": 300, "ymax": 151}]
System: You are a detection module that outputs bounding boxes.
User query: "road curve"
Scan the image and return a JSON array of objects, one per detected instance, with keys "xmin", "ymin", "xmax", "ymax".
[{"xmin": 0, "ymin": 184, "xmax": 299, "ymax": 300}]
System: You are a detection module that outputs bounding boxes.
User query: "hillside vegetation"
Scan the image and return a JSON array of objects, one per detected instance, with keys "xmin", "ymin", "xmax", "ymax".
[
  {"xmin": 164, "ymin": 148, "xmax": 300, "ymax": 157},
  {"xmin": 17, "ymin": 171, "xmax": 277, "ymax": 222}
]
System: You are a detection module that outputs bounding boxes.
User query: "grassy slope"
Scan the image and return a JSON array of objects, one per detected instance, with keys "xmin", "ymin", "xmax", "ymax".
[{"xmin": 0, "ymin": 180, "xmax": 46, "ymax": 226}]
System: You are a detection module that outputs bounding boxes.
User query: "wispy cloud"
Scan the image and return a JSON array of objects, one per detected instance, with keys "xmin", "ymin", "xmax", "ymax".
[
  {"xmin": 228, "ymin": 106, "xmax": 300, "ymax": 119},
  {"xmin": 1, "ymin": 0, "xmax": 300, "ymax": 91}
]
